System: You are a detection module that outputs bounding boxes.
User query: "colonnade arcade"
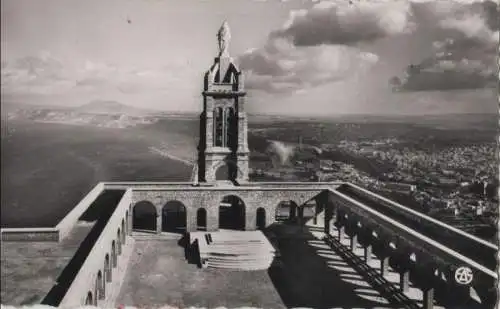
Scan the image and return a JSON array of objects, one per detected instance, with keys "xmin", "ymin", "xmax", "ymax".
[{"xmin": 130, "ymin": 196, "xmax": 317, "ymax": 234}]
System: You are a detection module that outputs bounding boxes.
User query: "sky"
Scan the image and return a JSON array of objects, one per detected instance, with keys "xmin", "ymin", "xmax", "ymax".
[{"xmin": 1, "ymin": 0, "xmax": 498, "ymax": 116}]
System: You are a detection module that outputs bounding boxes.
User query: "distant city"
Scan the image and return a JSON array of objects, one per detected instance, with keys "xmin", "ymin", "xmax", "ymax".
[{"xmin": 248, "ymin": 121, "xmax": 498, "ymax": 242}]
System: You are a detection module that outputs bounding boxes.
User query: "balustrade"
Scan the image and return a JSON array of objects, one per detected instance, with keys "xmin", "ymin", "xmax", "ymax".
[{"xmin": 321, "ymin": 188, "xmax": 495, "ymax": 309}]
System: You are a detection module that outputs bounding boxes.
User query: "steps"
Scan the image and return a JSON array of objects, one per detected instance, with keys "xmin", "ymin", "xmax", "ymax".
[{"xmin": 190, "ymin": 230, "xmax": 277, "ymax": 271}]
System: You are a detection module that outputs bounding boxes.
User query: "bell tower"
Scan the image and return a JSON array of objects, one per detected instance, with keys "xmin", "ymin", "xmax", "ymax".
[{"xmin": 197, "ymin": 21, "xmax": 249, "ymax": 184}]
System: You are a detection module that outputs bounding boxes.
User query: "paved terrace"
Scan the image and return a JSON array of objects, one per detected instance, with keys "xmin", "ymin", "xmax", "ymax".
[
  {"xmin": 1, "ymin": 181, "xmax": 497, "ymax": 308},
  {"xmin": 0, "ymin": 189, "xmax": 125, "ymax": 306},
  {"xmin": 1, "ymin": 221, "xmax": 94, "ymax": 305},
  {"xmin": 117, "ymin": 226, "xmax": 401, "ymax": 309}
]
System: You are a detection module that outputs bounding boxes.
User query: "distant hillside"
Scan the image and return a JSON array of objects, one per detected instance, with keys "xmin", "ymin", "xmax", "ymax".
[{"xmin": 75, "ymin": 100, "xmax": 154, "ymax": 116}]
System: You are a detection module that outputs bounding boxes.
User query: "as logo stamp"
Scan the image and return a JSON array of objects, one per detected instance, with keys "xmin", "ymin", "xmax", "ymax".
[{"xmin": 454, "ymin": 266, "xmax": 473, "ymax": 285}]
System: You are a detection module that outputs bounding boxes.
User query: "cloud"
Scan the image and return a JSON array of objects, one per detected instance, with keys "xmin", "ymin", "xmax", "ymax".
[
  {"xmin": 271, "ymin": 1, "xmax": 414, "ymax": 46},
  {"xmin": 239, "ymin": 38, "xmax": 378, "ymax": 94},
  {"xmin": 1, "ymin": 53, "xmax": 191, "ymax": 97},
  {"xmin": 238, "ymin": 1, "xmax": 414, "ymax": 94},
  {"xmin": 392, "ymin": 0, "xmax": 498, "ymax": 92}
]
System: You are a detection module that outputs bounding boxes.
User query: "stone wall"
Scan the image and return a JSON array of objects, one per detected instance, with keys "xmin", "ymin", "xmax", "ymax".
[
  {"xmin": 57, "ymin": 190, "xmax": 132, "ymax": 308},
  {"xmin": 0, "ymin": 228, "xmax": 59, "ymax": 241},
  {"xmin": 130, "ymin": 183, "xmax": 339, "ymax": 232},
  {"xmin": 56, "ymin": 183, "xmax": 106, "ymax": 240}
]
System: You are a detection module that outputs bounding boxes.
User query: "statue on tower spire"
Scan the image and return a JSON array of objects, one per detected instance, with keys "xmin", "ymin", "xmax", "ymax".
[{"xmin": 217, "ymin": 21, "xmax": 231, "ymax": 57}]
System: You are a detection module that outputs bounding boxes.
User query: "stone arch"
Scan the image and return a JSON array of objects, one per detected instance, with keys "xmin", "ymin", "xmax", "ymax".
[
  {"xmin": 256, "ymin": 207, "xmax": 266, "ymax": 230},
  {"xmin": 214, "ymin": 160, "xmax": 239, "ymax": 181},
  {"xmin": 213, "ymin": 107, "xmax": 223, "ymax": 147},
  {"xmin": 132, "ymin": 201, "xmax": 157, "ymax": 232},
  {"xmin": 162, "ymin": 200, "xmax": 187, "ymax": 233},
  {"xmin": 219, "ymin": 195, "xmax": 246, "ymax": 230},
  {"xmin": 197, "ymin": 208, "xmax": 207, "ymax": 231},
  {"xmin": 275, "ymin": 200, "xmax": 299, "ymax": 223},
  {"xmin": 121, "ymin": 219, "xmax": 126, "ymax": 244},
  {"xmin": 85, "ymin": 291, "xmax": 93, "ymax": 305},
  {"xmin": 96, "ymin": 270, "xmax": 105, "ymax": 300},
  {"xmin": 104, "ymin": 254, "xmax": 111, "ymax": 282},
  {"xmin": 111, "ymin": 241, "xmax": 117, "ymax": 268},
  {"xmin": 117, "ymin": 228, "xmax": 122, "ymax": 255}
]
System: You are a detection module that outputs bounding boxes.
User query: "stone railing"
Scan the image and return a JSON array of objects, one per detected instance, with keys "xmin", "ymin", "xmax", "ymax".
[
  {"xmin": 103, "ymin": 182, "xmax": 194, "ymax": 190},
  {"xmin": 1, "ymin": 182, "xmax": 105, "ymax": 242},
  {"xmin": 55, "ymin": 182, "xmax": 106, "ymax": 240},
  {"xmin": 106, "ymin": 181, "xmax": 341, "ymax": 192},
  {"xmin": 326, "ymin": 188, "xmax": 497, "ymax": 309},
  {"xmin": 337, "ymin": 183, "xmax": 497, "ymax": 270},
  {"xmin": 57, "ymin": 189, "xmax": 132, "ymax": 308},
  {"xmin": 0, "ymin": 227, "xmax": 59, "ymax": 241}
]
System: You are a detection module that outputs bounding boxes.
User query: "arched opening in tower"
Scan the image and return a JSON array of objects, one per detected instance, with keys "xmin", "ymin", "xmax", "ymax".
[
  {"xmin": 219, "ymin": 195, "xmax": 245, "ymax": 230},
  {"xmin": 215, "ymin": 162, "xmax": 237, "ymax": 181},
  {"xmin": 132, "ymin": 201, "xmax": 157, "ymax": 232},
  {"xmin": 225, "ymin": 107, "xmax": 237, "ymax": 150},
  {"xmin": 162, "ymin": 200, "xmax": 187, "ymax": 233},
  {"xmin": 213, "ymin": 107, "xmax": 223, "ymax": 147}
]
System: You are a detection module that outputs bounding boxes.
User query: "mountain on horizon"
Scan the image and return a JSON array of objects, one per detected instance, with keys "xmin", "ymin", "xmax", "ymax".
[{"xmin": 75, "ymin": 100, "xmax": 154, "ymax": 116}]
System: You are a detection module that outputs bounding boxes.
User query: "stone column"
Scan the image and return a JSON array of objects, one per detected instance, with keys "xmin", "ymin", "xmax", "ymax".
[
  {"xmin": 338, "ymin": 225, "xmax": 345, "ymax": 242},
  {"xmin": 380, "ymin": 255, "xmax": 390, "ymax": 277},
  {"xmin": 324, "ymin": 216, "xmax": 331, "ymax": 235},
  {"xmin": 422, "ymin": 287, "xmax": 434, "ymax": 309},
  {"xmin": 237, "ymin": 157, "xmax": 249, "ymax": 182},
  {"xmin": 400, "ymin": 269, "xmax": 410, "ymax": 292},
  {"xmin": 186, "ymin": 208, "xmax": 196, "ymax": 232},
  {"xmin": 128, "ymin": 208, "xmax": 133, "ymax": 235},
  {"xmin": 350, "ymin": 233, "xmax": 358, "ymax": 252},
  {"xmin": 265, "ymin": 206, "xmax": 274, "ymax": 227},
  {"xmin": 237, "ymin": 98, "xmax": 249, "ymax": 152},
  {"xmin": 156, "ymin": 213, "xmax": 162, "ymax": 234},
  {"xmin": 245, "ymin": 206, "xmax": 255, "ymax": 231},
  {"xmin": 207, "ymin": 206, "xmax": 218, "ymax": 232},
  {"xmin": 364, "ymin": 244, "xmax": 373, "ymax": 264},
  {"xmin": 205, "ymin": 99, "xmax": 214, "ymax": 148}
]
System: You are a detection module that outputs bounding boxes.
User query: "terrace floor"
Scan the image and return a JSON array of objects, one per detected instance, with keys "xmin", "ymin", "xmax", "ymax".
[
  {"xmin": 0, "ymin": 221, "xmax": 95, "ymax": 305},
  {"xmin": 116, "ymin": 224, "xmax": 398, "ymax": 309},
  {"xmin": 116, "ymin": 236, "xmax": 286, "ymax": 309}
]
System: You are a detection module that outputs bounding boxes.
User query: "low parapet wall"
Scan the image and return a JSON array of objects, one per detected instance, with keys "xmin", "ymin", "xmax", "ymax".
[
  {"xmin": 1, "ymin": 182, "xmax": 106, "ymax": 242},
  {"xmin": 337, "ymin": 183, "xmax": 498, "ymax": 270},
  {"xmin": 55, "ymin": 182, "xmax": 106, "ymax": 240},
  {"xmin": 0, "ymin": 227, "xmax": 59, "ymax": 241},
  {"xmin": 102, "ymin": 181, "xmax": 342, "ymax": 191},
  {"xmin": 103, "ymin": 182, "xmax": 195, "ymax": 190},
  {"xmin": 55, "ymin": 189, "xmax": 132, "ymax": 308}
]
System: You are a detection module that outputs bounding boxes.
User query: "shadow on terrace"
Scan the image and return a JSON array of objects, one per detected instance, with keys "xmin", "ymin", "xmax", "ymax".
[{"xmin": 264, "ymin": 222, "xmax": 409, "ymax": 309}]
